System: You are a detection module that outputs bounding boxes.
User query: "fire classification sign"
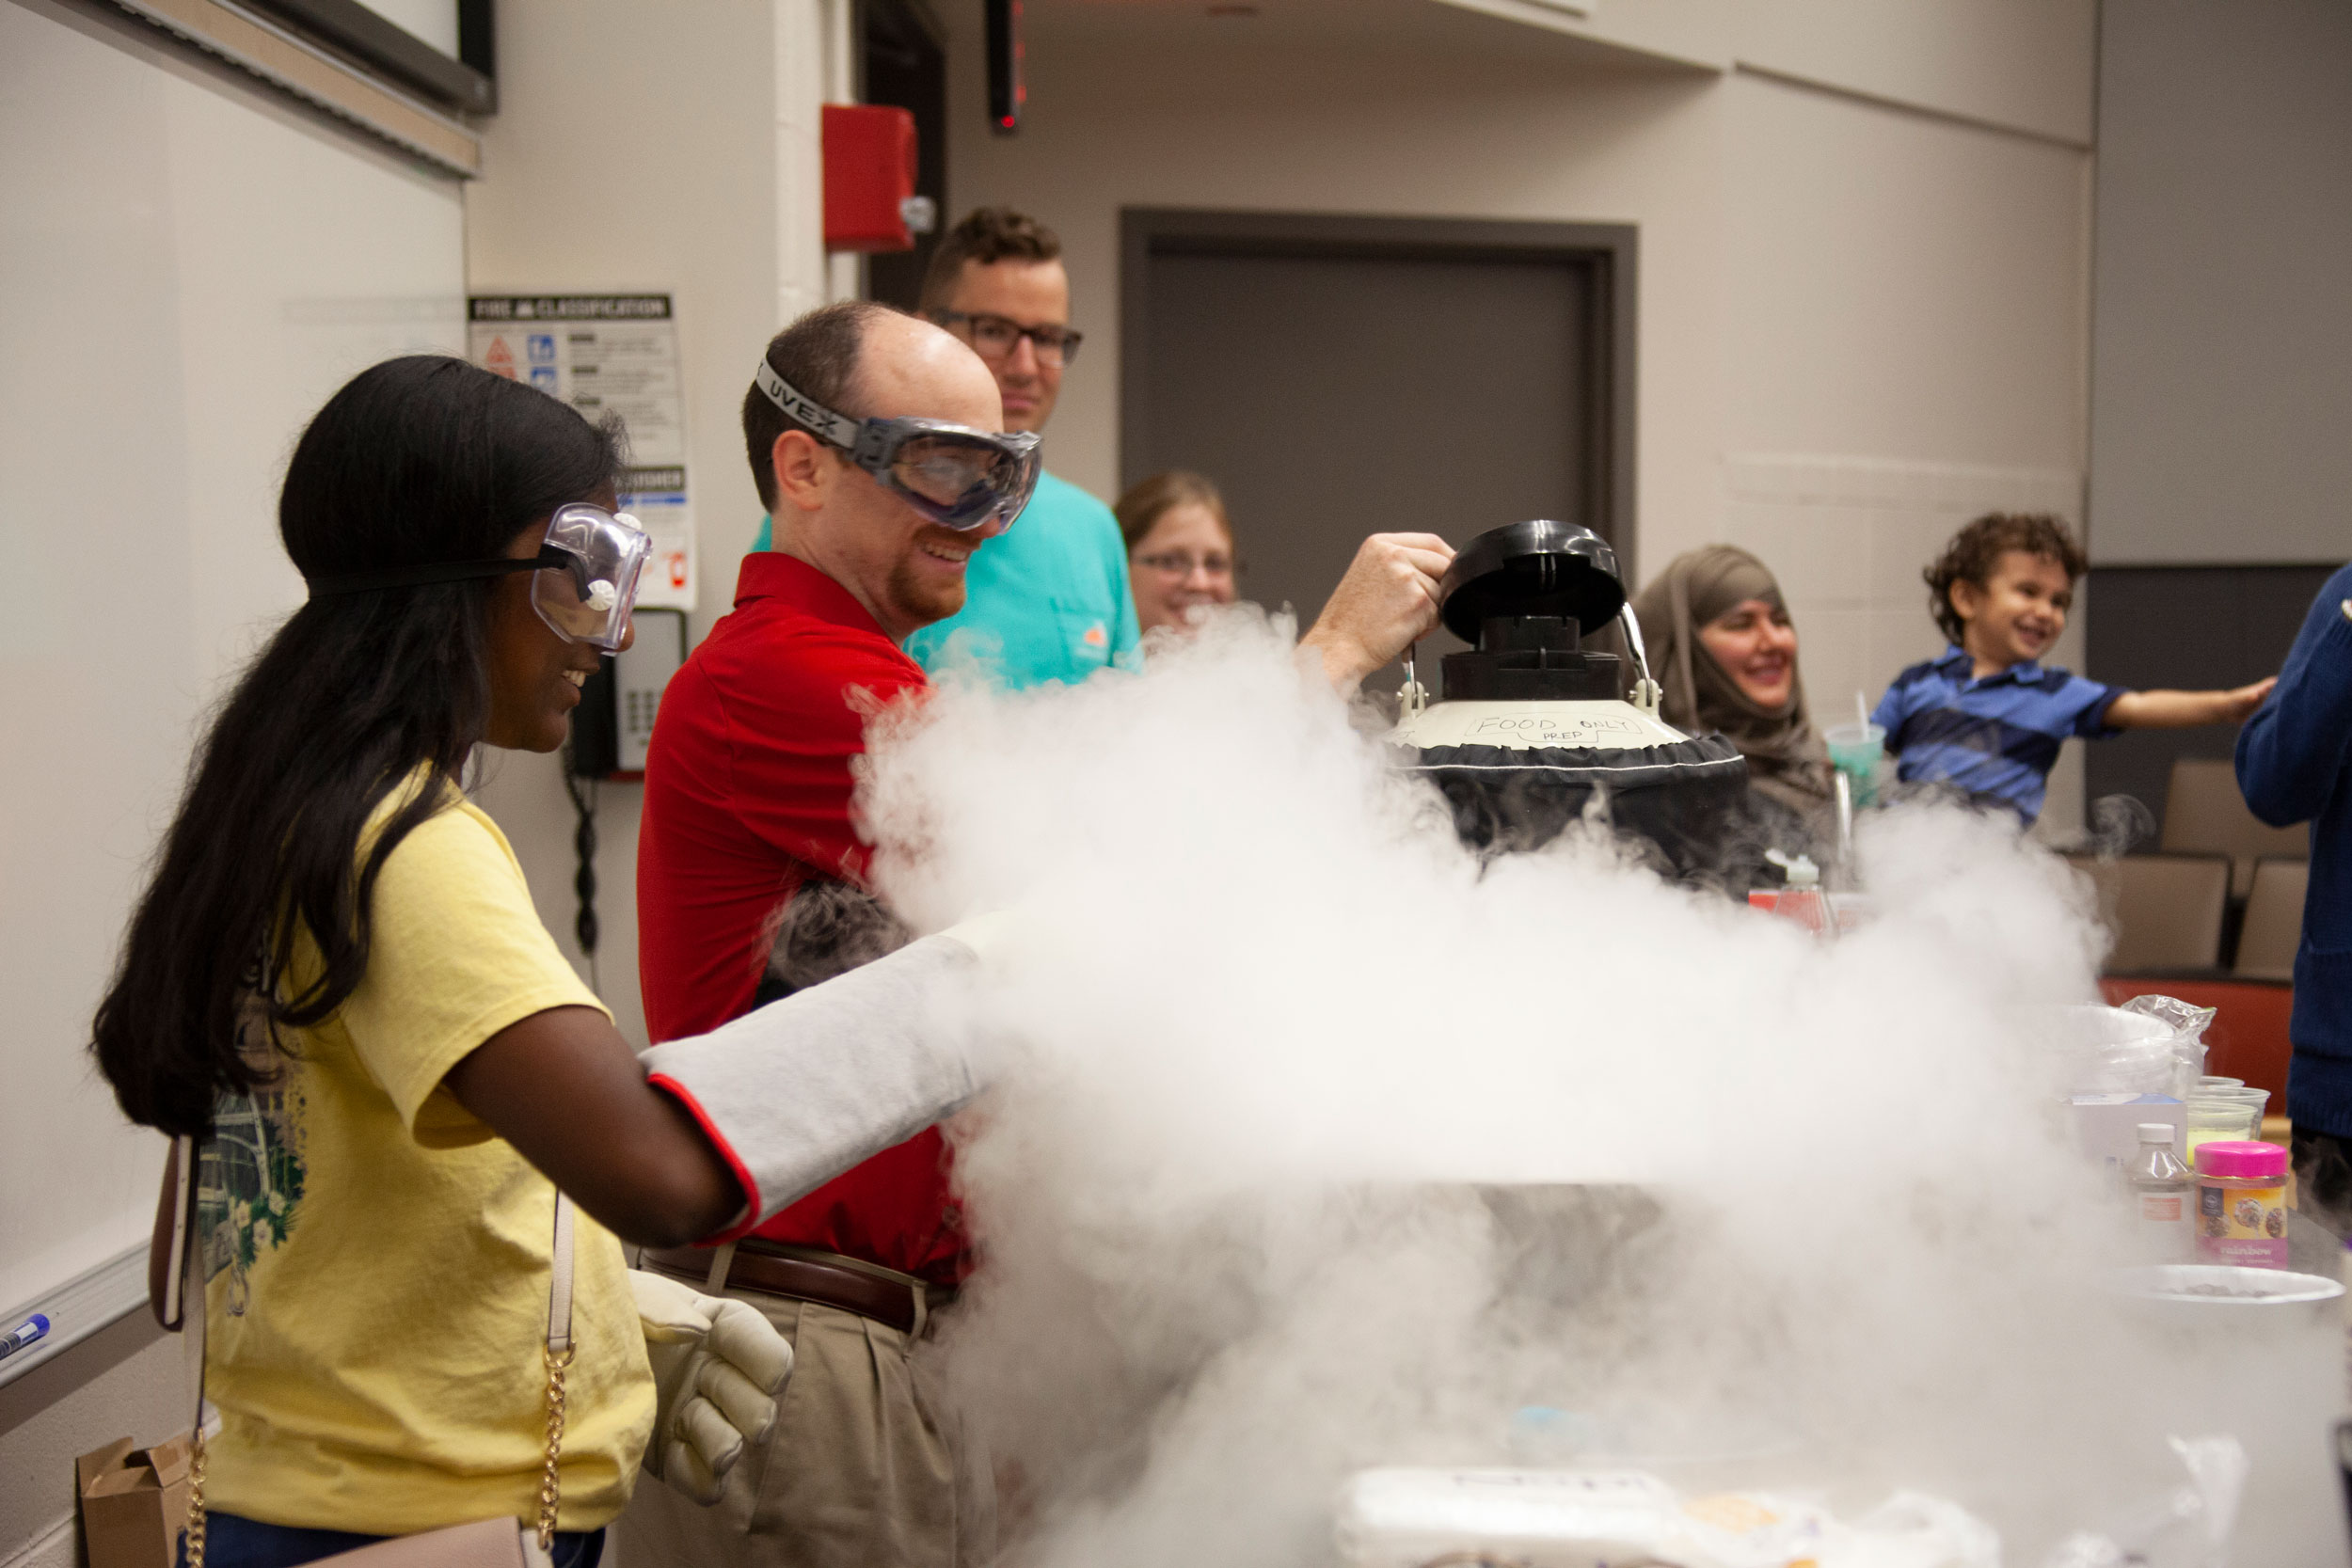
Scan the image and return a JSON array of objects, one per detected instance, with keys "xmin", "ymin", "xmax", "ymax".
[{"xmin": 469, "ymin": 294, "xmax": 697, "ymax": 612}]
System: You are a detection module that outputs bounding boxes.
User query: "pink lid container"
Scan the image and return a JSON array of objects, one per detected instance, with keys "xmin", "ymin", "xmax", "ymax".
[{"xmin": 2196, "ymin": 1140, "xmax": 2289, "ymax": 1180}]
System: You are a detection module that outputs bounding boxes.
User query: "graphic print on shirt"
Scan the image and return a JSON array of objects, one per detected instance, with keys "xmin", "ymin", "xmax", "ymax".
[{"xmin": 198, "ymin": 989, "xmax": 308, "ymax": 1316}]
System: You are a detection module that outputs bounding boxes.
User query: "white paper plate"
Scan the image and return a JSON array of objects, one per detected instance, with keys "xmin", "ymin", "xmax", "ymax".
[{"xmin": 2113, "ymin": 1263, "xmax": 2344, "ymax": 1306}]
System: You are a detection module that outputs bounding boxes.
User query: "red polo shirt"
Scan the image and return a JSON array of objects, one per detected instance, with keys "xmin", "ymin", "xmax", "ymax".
[{"xmin": 638, "ymin": 550, "xmax": 963, "ymax": 1282}]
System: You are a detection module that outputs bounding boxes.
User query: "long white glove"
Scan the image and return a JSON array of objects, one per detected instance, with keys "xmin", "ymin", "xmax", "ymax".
[
  {"xmin": 629, "ymin": 1269, "xmax": 794, "ymax": 1504},
  {"xmin": 641, "ymin": 932, "xmax": 989, "ymax": 1232}
]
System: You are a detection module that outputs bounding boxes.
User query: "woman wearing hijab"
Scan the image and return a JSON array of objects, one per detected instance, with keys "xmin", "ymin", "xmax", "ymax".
[{"xmin": 1631, "ymin": 545, "xmax": 1835, "ymax": 855}]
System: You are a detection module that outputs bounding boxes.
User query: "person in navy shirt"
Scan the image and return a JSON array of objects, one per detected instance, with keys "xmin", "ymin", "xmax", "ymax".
[
  {"xmin": 1873, "ymin": 513, "xmax": 2272, "ymax": 823},
  {"xmin": 2236, "ymin": 566, "xmax": 2352, "ymax": 1237}
]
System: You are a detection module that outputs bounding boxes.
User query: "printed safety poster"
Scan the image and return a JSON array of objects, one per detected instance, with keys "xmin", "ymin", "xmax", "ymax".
[{"xmin": 469, "ymin": 294, "xmax": 697, "ymax": 611}]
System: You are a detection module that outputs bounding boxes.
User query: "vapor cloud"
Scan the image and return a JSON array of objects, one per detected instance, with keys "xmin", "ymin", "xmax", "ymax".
[{"xmin": 854, "ymin": 609, "xmax": 2319, "ymax": 1565}]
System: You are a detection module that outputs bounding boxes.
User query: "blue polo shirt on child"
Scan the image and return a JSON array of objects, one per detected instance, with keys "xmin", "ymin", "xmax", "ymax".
[
  {"xmin": 1871, "ymin": 646, "xmax": 2126, "ymax": 823},
  {"xmin": 749, "ymin": 470, "xmax": 1140, "ymax": 689}
]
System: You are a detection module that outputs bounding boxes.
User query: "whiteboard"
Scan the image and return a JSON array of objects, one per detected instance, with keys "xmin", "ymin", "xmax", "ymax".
[{"xmin": 0, "ymin": 0, "xmax": 467, "ymax": 1329}]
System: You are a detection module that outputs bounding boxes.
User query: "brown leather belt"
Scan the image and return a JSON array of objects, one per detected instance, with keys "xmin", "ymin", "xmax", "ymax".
[{"xmin": 643, "ymin": 1240, "xmax": 948, "ymax": 1335}]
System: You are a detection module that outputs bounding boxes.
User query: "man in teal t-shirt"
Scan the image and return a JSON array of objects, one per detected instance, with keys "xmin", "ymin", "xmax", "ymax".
[{"xmin": 904, "ymin": 206, "xmax": 1149, "ymax": 687}]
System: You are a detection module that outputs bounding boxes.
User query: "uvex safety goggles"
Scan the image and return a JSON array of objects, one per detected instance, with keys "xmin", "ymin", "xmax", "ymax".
[
  {"xmin": 754, "ymin": 358, "xmax": 1041, "ymax": 532},
  {"xmin": 306, "ymin": 502, "xmax": 650, "ymax": 652}
]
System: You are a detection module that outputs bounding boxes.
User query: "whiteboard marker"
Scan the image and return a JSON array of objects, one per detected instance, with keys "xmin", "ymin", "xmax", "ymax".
[{"xmin": 0, "ymin": 1314, "xmax": 50, "ymax": 1362}]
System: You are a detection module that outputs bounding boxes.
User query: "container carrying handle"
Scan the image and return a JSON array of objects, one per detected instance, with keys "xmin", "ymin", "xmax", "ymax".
[
  {"xmin": 1617, "ymin": 605, "xmax": 1662, "ymax": 716},
  {"xmin": 1400, "ymin": 641, "xmax": 1428, "ymax": 720}
]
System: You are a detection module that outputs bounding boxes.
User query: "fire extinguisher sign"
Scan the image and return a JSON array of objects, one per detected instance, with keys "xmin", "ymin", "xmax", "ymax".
[{"xmin": 468, "ymin": 293, "xmax": 698, "ymax": 613}]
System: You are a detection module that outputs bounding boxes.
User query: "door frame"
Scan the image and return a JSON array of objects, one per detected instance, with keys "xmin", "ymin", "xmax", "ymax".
[{"xmin": 1118, "ymin": 208, "xmax": 1638, "ymax": 578}]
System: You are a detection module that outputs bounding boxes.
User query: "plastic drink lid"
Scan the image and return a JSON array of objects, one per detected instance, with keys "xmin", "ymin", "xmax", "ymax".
[
  {"xmin": 2137, "ymin": 1123, "xmax": 2174, "ymax": 1142},
  {"xmin": 2195, "ymin": 1140, "xmax": 2288, "ymax": 1179}
]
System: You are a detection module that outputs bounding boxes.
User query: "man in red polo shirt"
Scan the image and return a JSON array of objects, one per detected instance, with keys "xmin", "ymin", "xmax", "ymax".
[
  {"xmin": 626, "ymin": 299, "xmax": 1451, "ymax": 1568},
  {"xmin": 627, "ymin": 300, "xmax": 1009, "ymax": 1568}
]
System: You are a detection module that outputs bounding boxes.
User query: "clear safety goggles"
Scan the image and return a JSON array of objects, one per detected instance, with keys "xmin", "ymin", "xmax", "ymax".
[
  {"xmin": 304, "ymin": 502, "xmax": 650, "ymax": 653},
  {"xmin": 754, "ymin": 358, "xmax": 1041, "ymax": 532}
]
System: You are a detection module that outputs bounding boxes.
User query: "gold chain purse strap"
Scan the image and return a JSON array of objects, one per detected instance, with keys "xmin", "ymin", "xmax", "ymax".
[
  {"xmin": 535, "ymin": 1189, "xmax": 578, "ymax": 1552},
  {"xmin": 178, "ymin": 1134, "xmax": 580, "ymax": 1565},
  {"xmin": 187, "ymin": 1429, "xmax": 208, "ymax": 1566},
  {"xmin": 176, "ymin": 1135, "xmax": 215, "ymax": 1568}
]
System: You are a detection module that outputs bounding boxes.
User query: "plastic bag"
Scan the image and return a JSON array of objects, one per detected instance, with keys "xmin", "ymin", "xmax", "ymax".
[
  {"xmin": 2119, "ymin": 994, "xmax": 2217, "ymax": 1099},
  {"xmin": 1334, "ymin": 1467, "xmax": 2000, "ymax": 1567},
  {"xmin": 2040, "ymin": 1005, "xmax": 2183, "ymax": 1098},
  {"xmin": 2039, "ymin": 1434, "xmax": 2246, "ymax": 1568}
]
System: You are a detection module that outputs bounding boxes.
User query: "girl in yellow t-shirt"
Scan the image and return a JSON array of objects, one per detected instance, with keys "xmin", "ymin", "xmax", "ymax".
[{"xmin": 88, "ymin": 356, "xmax": 989, "ymax": 1567}]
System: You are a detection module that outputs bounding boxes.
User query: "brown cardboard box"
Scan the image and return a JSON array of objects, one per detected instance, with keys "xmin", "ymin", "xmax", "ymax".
[{"xmin": 77, "ymin": 1434, "xmax": 193, "ymax": 1568}]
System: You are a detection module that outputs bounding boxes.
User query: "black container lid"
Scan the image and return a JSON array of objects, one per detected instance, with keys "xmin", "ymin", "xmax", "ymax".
[{"xmin": 1438, "ymin": 519, "xmax": 1625, "ymax": 644}]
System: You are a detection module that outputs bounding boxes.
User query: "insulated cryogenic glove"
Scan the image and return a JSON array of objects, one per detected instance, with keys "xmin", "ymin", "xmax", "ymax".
[
  {"xmin": 629, "ymin": 1269, "xmax": 794, "ymax": 1504},
  {"xmin": 641, "ymin": 933, "xmax": 987, "ymax": 1234}
]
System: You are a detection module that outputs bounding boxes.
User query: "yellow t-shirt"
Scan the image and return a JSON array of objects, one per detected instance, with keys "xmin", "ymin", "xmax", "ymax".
[{"xmin": 199, "ymin": 783, "xmax": 654, "ymax": 1535}]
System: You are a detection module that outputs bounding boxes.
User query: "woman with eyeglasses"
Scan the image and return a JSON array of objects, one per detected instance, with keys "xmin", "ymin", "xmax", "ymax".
[
  {"xmin": 1114, "ymin": 467, "xmax": 1457, "ymax": 695},
  {"xmin": 93, "ymin": 356, "xmax": 991, "ymax": 1567},
  {"xmin": 1115, "ymin": 469, "xmax": 1240, "ymax": 636}
]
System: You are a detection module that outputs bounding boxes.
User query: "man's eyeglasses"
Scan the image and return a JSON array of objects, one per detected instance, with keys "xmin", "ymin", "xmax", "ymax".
[
  {"xmin": 1135, "ymin": 550, "xmax": 1236, "ymax": 579},
  {"xmin": 932, "ymin": 310, "xmax": 1085, "ymax": 369}
]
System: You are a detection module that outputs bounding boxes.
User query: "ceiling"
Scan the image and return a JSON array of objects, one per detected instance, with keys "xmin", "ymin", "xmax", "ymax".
[{"xmin": 931, "ymin": 0, "xmax": 1704, "ymax": 73}]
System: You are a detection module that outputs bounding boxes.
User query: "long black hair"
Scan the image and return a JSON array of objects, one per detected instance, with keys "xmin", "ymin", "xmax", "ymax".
[{"xmin": 92, "ymin": 356, "xmax": 621, "ymax": 1136}]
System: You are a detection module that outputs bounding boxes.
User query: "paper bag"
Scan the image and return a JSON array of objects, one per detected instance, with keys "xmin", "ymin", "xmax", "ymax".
[{"xmin": 77, "ymin": 1434, "xmax": 193, "ymax": 1568}]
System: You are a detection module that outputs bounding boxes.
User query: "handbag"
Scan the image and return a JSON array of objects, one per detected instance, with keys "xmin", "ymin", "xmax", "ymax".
[{"xmin": 166, "ymin": 1134, "xmax": 580, "ymax": 1568}]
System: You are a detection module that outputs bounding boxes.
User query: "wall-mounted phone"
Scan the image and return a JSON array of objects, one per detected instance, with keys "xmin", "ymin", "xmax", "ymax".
[{"xmin": 568, "ymin": 607, "xmax": 688, "ymax": 781}]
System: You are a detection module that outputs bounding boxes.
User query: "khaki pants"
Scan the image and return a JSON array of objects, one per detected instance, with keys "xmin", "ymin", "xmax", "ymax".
[{"xmin": 615, "ymin": 1289, "xmax": 993, "ymax": 1568}]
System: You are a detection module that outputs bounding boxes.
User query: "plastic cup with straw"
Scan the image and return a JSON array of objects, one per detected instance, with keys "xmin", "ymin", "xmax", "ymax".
[{"xmin": 1823, "ymin": 691, "xmax": 1885, "ymax": 807}]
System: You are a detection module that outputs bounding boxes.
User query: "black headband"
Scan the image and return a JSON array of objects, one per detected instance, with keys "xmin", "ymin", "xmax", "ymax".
[{"xmin": 306, "ymin": 546, "xmax": 567, "ymax": 598}]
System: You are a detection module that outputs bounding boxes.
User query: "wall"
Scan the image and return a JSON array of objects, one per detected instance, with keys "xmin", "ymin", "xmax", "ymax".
[
  {"xmin": 1716, "ymin": 71, "xmax": 2092, "ymax": 822},
  {"xmin": 2085, "ymin": 564, "xmax": 2338, "ymax": 828},
  {"xmin": 463, "ymin": 0, "xmax": 835, "ymax": 1042},
  {"xmin": 2088, "ymin": 0, "xmax": 2352, "ymax": 566},
  {"xmin": 943, "ymin": 5, "xmax": 2094, "ymax": 830},
  {"xmin": 2075, "ymin": 0, "xmax": 2352, "ymax": 825},
  {"xmin": 952, "ymin": 31, "xmax": 1729, "ymax": 573},
  {"xmin": 0, "ymin": 1320, "xmax": 183, "ymax": 1568},
  {"xmin": 1433, "ymin": 0, "xmax": 2097, "ymax": 142}
]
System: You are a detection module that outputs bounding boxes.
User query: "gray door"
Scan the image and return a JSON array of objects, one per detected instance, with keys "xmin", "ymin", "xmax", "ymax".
[{"xmin": 1121, "ymin": 213, "xmax": 1634, "ymax": 695}]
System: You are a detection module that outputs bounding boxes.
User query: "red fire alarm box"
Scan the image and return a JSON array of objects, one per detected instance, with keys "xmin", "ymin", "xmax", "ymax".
[{"xmin": 823, "ymin": 103, "xmax": 921, "ymax": 253}]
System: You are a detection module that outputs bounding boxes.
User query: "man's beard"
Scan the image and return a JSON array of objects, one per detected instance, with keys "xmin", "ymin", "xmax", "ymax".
[{"xmin": 886, "ymin": 531, "xmax": 972, "ymax": 630}]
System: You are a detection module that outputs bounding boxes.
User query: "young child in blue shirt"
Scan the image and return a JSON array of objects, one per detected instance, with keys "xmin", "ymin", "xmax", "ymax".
[{"xmin": 1872, "ymin": 513, "xmax": 2273, "ymax": 824}]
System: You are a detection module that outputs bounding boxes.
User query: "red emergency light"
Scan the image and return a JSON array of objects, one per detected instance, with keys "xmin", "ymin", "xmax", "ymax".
[{"xmin": 821, "ymin": 103, "xmax": 919, "ymax": 253}]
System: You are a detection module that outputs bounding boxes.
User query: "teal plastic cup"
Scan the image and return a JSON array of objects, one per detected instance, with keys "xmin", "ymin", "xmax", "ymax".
[{"xmin": 1824, "ymin": 721, "xmax": 1885, "ymax": 804}]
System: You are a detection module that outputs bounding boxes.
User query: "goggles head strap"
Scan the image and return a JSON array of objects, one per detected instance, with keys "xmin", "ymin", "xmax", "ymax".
[
  {"xmin": 307, "ymin": 546, "xmax": 568, "ymax": 598},
  {"xmin": 753, "ymin": 359, "xmax": 864, "ymax": 452}
]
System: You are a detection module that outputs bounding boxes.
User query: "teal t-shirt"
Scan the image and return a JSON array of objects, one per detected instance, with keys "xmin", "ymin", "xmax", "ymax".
[{"xmin": 751, "ymin": 471, "xmax": 1142, "ymax": 689}]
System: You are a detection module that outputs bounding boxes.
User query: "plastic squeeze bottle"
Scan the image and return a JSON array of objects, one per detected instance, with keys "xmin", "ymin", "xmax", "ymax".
[{"xmin": 2129, "ymin": 1122, "xmax": 2193, "ymax": 1263}]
